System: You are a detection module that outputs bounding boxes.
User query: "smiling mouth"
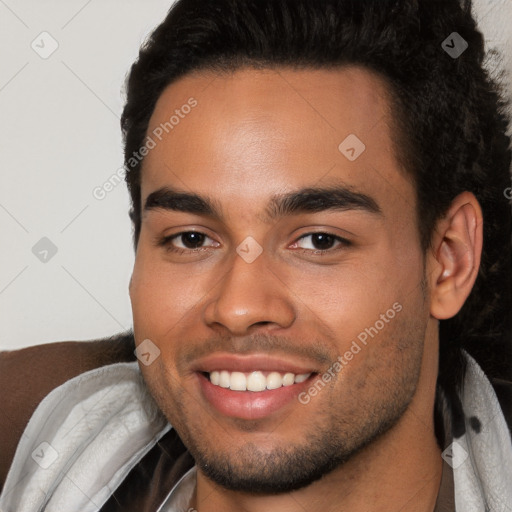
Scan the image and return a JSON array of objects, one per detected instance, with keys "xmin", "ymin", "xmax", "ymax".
[{"xmin": 204, "ymin": 370, "xmax": 313, "ymax": 392}]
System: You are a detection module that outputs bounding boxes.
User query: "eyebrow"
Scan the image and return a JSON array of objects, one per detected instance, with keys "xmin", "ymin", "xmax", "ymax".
[{"xmin": 144, "ymin": 185, "xmax": 382, "ymax": 221}]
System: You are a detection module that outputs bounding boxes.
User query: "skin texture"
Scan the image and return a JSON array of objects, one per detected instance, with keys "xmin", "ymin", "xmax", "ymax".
[{"xmin": 129, "ymin": 67, "xmax": 483, "ymax": 512}]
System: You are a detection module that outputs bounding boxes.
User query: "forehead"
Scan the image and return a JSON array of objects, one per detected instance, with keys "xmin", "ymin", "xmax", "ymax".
[{"xmin": 141, "ymin": 66, "xmax": 414, "ymax": 214}]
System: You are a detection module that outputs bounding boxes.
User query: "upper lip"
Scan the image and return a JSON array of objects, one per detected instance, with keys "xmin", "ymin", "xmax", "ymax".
[{"xmin": 190, "ymin": 353, "xmax": 318, "ymax": 374}]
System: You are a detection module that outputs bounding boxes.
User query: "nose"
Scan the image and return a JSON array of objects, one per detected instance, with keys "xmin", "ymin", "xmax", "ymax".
[{"xmin": 203, "ymin": 250, "xmax": 296, "ymax": 336}]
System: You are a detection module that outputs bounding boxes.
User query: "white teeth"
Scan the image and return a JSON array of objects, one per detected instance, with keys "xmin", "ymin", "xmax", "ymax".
[
  {"xmin": 247, "ymin": 371, "xmax": 267, "ymax": 392},
  {"xmin": 219, "ymin": 370, "xmax": 230, "ymax": 388},
  {"xmin": 282, "ymin": 373, "xmax": 295, "ymax": 386},
  {"xmin": 230, "ymin": 372, "xmax": 247, "ymax": 391},
  {"xmin": 208, "ymin": 370, "xmax": 312, "ymax": 391},
  {"xmin": 266, "ymin": 371, "xmax": 283, "ymax": 390}
]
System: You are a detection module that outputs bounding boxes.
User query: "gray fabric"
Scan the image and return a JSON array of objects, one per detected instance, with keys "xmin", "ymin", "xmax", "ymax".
[
  {"xmin": 0, "ymin": 363, "xmax": 171, "ymax": 512},
  {"xmin": 156, "ymin": 467, "xmax": 196, "ymax": 512}
]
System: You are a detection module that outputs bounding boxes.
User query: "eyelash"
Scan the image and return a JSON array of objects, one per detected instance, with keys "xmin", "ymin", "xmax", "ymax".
[{"xmin": 157, "ymin": 231, "xmax": 352, "ymax": 256}]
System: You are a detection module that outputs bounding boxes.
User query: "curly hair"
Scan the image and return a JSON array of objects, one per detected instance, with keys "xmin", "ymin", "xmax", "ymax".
[{"xmin": 121, "ymin": 0, "xmax": 512, "ymax": 396}]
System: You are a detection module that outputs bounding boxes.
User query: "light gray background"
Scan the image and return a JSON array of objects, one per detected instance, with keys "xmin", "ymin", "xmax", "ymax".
[{"xmin": 1, "ymin": 0, "xmax": 511, "ymax": 350}]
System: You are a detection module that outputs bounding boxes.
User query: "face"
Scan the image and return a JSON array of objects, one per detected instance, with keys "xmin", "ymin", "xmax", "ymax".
[{"xmin": 129, "ymin": 67, "xmax": 430, "ymax": 493}]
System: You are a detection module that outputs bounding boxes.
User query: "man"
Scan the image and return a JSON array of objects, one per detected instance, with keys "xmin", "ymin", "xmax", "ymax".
[{"xmin": 1, "ymin": 0, "xmax": 511, "ymax": 510}]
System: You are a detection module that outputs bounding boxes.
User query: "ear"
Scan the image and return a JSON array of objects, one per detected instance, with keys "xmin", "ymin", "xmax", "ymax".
[{"xmin": 428, "ymin": 192, "xmax": 483, "ymax": 320}]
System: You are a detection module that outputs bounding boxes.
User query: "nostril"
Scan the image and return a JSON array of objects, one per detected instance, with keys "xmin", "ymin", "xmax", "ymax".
[{"xmin": 251, "ymin": 321, "xmax": 272, "ymax": 328}]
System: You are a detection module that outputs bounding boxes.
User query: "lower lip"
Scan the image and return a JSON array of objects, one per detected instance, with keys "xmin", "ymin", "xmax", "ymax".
[{"xmin": 198, "ymin": 373, "xmax": 315, "ymax": 420}]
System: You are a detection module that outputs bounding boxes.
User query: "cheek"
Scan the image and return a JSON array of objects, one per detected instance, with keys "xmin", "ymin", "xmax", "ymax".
[
  {"xmin": 129, "ymin": 260, "xmax": 177, "ymax": 352},
  {"xmin": 130, "ymin": 248, "xmax": 208, "ymax": 335},
  {"xmin": 301, "ymin": 251, "xmax": 423, "ymax": 352},
  {"xmin": 282, "ymin": 255, "xmax": 407, "ymax": 323},
  {"xmin": 130, "ymin": 256, "xmax": 164, "ymax": 332}
]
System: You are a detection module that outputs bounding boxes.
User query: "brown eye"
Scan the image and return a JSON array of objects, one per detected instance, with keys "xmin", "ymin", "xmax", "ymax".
[
  {"xmin": 158, "ymin": 231, "xmax": 220, "ymax": 253},
  {"xmin": 178, "ymin": 232, "xmax": 207, "ymax": 249},
  {"xmin": 292, "ymin": 232, "xmax": 350, "ymax": 253},
  {"xmin": 309, "ymin": 233, "xmax": 336, "ymax": 250}
]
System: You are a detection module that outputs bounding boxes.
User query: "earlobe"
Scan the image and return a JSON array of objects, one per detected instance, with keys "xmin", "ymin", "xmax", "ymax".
[{"xmin": 430, "ymin": 192, "xmax": 483, "ymax": 320}]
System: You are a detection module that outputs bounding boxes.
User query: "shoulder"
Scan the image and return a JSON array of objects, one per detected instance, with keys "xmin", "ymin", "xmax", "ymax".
[
  {"xmin": 491, "ymin": 377, "xmax": 512, "ymax": 436},
  {"xmin": 0, "ymin": 332, "xmax": 136, "ymax": 491}
]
